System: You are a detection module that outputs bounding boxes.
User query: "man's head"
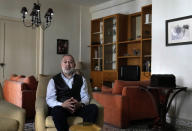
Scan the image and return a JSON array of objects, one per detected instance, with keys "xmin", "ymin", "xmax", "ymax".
[{"xmin": 61, "ymin": 54, "xmax": 76, "ymax": 75}]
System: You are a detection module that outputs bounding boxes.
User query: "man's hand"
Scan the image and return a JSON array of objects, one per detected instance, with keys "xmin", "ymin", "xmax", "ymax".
[
  {"xmin": 71, "ymin": 98, "xmax": 82, "ymax": 110},
  {"xmin": 61, "ymin": 97, "xmax": 75, "ymax": 113}
]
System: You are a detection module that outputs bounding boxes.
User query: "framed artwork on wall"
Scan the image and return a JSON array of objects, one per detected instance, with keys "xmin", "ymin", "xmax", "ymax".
[
  {"xmin": 57, "ymin": 39, "xmax": 69, "ymax": 54},
  {"xmin": 166, "ymin": 15, "xmax": 192, "ymax": 46}
]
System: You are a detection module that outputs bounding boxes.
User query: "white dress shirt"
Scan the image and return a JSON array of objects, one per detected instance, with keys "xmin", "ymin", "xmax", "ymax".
[{"xmin": 46, "ymin": 73, "xmax": 90, "ymax": 108}]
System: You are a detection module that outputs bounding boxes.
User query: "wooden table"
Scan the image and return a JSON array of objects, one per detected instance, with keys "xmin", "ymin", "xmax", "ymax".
[{"xmin": 69, "ymin": 122, "xmax": 101, "ymax": 131}]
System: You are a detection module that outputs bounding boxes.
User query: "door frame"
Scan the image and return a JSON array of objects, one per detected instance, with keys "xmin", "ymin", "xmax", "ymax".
[{"xmin": 0, "ymin": 16, "xmax": 44, "ymax": 80}]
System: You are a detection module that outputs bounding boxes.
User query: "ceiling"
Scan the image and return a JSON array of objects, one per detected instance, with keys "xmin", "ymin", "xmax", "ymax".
[{"xmin": 45, "ymin": 0, "xmax": 112, "ymax": 6}]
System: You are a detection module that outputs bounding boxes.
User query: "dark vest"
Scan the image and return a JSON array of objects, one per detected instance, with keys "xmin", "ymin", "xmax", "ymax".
[{"xmin": 53, "ymin": 73, "xmax": 83, "ymax": 102}]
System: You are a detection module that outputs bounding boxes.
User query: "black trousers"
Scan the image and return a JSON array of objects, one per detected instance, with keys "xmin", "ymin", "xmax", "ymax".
[{"xmin": 50, "ymin": 104, "xmax": 98, "ymax": 131}]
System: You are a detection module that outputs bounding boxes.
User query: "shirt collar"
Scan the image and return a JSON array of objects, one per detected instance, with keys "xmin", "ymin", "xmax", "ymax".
[{"xmin": 61, "ymin": 72, "xmax": 75, "ymax": 80}]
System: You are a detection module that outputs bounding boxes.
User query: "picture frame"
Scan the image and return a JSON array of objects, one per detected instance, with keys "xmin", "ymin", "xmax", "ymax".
[
  {"xmin": 166, "ymin": 15, "xmax": 192, "ymax": 46},
  {"xmin": 57, "ymin": 39, "xmax": 68, "ymax": 54}
]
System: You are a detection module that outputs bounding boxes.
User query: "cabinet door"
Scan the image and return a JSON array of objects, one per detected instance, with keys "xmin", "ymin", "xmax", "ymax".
[
  {"xmin": 103, "ymin": 16, "xmax": 117, "ymax": 70},
  {"xmin": 103, "ymin": 44, "xmax": 116, "ymax": 70},
  {"xmin": 91, "ymin": 45, "xmax": 102, "ymax": 71},
  {"xmin": 91, "ymin": 71, "xmax": 103, "ymax": 88},
  {"xmin": 141, "ymin": 4, "xmax": 152, "ymax": 80},
  {"xmin": 91, "ymin": 19, "xmax": 103, "ymax": 71}
]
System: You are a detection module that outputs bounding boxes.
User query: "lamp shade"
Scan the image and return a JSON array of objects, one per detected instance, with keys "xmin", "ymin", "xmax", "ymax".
[{"xmin": 75, "ymin": 61, "xmax": 83, "ymax": 70}]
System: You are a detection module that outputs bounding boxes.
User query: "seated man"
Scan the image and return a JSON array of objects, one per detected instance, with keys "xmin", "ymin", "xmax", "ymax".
[{"xmin": 46, "ymin": 54, "xmax": 98, "ymax": 131}]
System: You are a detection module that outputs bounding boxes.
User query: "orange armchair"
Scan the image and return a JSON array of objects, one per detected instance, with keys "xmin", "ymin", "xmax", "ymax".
[
  {"xmin": 93, "ymin": 80, "xmax": 158, "ymax": 128},
  {"xmin": 3, "ymin": 75, "xmax": 37, "ymax": 118}
]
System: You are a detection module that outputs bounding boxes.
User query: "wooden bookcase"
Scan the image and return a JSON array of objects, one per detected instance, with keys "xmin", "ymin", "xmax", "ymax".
[{"xmin": 90, "ymin": 4, "xmax": 152, "ymax": 88}]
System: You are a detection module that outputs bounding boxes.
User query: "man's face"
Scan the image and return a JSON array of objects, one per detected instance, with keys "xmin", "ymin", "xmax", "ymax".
[{"xmin": 61, "ymin": 56, "xmax": 76, "ymax": 75}]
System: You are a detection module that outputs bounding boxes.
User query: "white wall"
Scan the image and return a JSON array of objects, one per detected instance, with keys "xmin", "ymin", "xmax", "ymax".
[
  {"xmin": 152, "ymin": 0, "xmax": 192, "ymax": 122},
  {"xmin": 0, "ymin": 0, "xmax": 91, "ymax": 77},
  {"xmin": 90, "ymin": 0, "xmax": 152, "ymax": 19},
  {"xmin": 79, "ymin": 6, "xmax": 91, "ymax": 78},
  {"xmin": 42, "ymin": 1, "xmax": 81, "ymax": 75}
]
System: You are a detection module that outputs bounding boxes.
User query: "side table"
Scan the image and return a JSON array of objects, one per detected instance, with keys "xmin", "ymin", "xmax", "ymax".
[
  {"xmin": 69, "ymin": 122, "xmax": 101, "ymax": 131},
  {"xmin": 140, "ymin": 85, "xmax": 187, "ymax": 130}
]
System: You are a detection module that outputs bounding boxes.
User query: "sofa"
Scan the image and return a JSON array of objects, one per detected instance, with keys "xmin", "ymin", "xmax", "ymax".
[
  {"xmin": 35, "ymin": 74, "xmax": 104, "ymax": 131},
  {"xmin": 3, "ymin": 74, "xmax": 37, "ymax": 118},
  {"xmin": 93, "ymin": 80, "xmax": 159, "ymax": 128},
  {"xmin": 0, "ymin": 82, "xmax": 26, "ymax": 131}
]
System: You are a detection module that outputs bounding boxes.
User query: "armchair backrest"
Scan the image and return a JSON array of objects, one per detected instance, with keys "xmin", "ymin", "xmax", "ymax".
[
  {"xmin": 36, "ymin": 74, "xmax": 52, "ymax": 99},
  {"xmin": 86, "ymin": 78, "xmax": 93, "ymax": 98},
  {"xmin": 112, "ymin": 80, "xmax": 150, "ymax": 94},
  {"xmin": 36, "ymin": 74, "xmax": 93, "ymax": 99},
  {"xmin": 17, "ymin": 76, "xmax": 38, "ymax": 90}
]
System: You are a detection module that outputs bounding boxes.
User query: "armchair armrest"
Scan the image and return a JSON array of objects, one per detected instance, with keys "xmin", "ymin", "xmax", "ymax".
[
  {"xmin": 22, "ymin": 90, "xmax": 36, "ymax": 117},
  {"xmin": 122, "ymin": 86, "xmax": 158, "ymax": 120},
  {"xmin": 0, "ymin": 100, "xmax": 26, "ymax": 131},
  {"xmin": 93, "ymin": 92, "xmax": 129, "ymax": 128},
  {"xmin": 3, "ymin": 80, "xmax": 27, "ymax": 107},
  {"xmin": 90, "ymin": 98, "xmax": 104, "ymax": 127},
  {"xmin": 35, "ymin": 97, "xmax": 48, "ymax": 131}
]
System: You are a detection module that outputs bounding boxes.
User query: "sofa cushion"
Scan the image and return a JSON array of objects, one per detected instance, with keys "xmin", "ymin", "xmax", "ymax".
[
  {"xmin": 45, "ymin": 116, "xmax": 83, "ymax": 128},
  {"xmin": 0, "ymin": 117, "xmax": 18, "ymax": 131}
]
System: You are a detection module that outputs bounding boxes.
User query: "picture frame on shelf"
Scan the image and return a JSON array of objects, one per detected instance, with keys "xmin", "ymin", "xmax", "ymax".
[{"xmin": 166, "ymin": 15, "xmax": 192, "ymax": 46}]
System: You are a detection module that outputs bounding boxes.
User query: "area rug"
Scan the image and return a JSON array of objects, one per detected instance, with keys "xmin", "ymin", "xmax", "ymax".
[
  {"xmin": 24, "ymin": 122, "xmax": 152, "ymax": 131},
  {"xmin": 24, "ymin": 122, "xmax": 189, "ymax": 131}
]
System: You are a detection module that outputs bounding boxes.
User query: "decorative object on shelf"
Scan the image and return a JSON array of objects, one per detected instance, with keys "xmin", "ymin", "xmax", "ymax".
[
  {"xmin": 20, "ymin": 0, "xmax": 54, "ymax": 30},
  {"xmin": 75, "ymin": 61, "xmax": 83, "ymax": 75},
  {"xmin": 136, "ymin": 35, "xmax": 141, "ymax": 39},
  {"xmin": 145, "ymin": 14, "xmax": 152, "ymax": 24},
  {"xmin": 166, "ymin": 15, "xmax": 192, "ymax": 46},
  {"xmin": 57, "ymin": 39, "xmax": 68, "ymax": 54},
  {"xmin": 144, "ymin": 60, "xmax": 151, "ymax": 72},
  {"xmin": 94, "ymin": 66, "xmax": 101, "ymax": 71},
  {"xmin": 133, "ymin": 49, "xmax": 140, "ymax": 56},
  {"xmin": 100, "ymin": 21, "xmax": 103, "ymax": 44},
  {"xmin": 113, "ymin": 18, "xmax": 116, "ymax": 42}
]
